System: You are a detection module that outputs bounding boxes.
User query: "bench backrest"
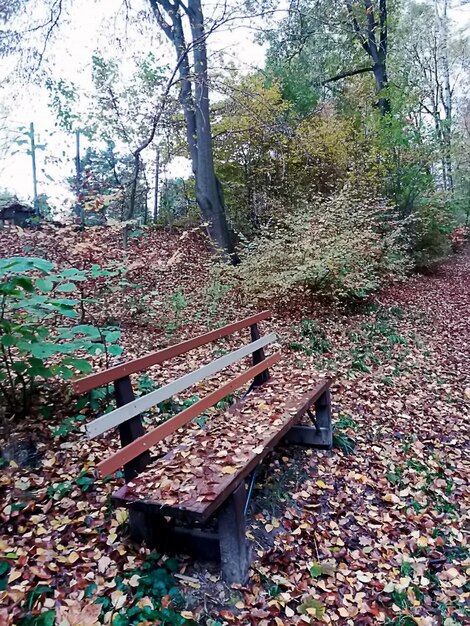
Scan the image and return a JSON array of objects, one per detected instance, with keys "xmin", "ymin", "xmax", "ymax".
[{"xmin": 74, "ymin": 311, "xmax": 279, "ymax": 480}]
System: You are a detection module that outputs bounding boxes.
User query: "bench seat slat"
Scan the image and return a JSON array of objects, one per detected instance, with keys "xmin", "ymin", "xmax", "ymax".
[
  {"xmin": 86, "ymin": 333, "xmax": 278, "ymax": 439},
  {"xmin": 74, "ymin": 311, "xmax": 271, "ymax": 394},
  {"xmin": 112, "ymin": 378, "xmax": 330, "ymax": 523},
  {"xmin": 97, "ymin": 352, "xmax": 283, "ymax": 477}
]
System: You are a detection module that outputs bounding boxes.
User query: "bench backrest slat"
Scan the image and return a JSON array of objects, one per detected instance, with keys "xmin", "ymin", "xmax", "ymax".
[
  {"xmin": 97, "ymin": 352, "xmax": 282, "ymax": 477},
  {"xmin": 74, "ymin": 311, "xmax": 271, "ymax": 394},
  {"xmin": 86, "ymin": 333, "xmax": 277, "ymax": 439}
]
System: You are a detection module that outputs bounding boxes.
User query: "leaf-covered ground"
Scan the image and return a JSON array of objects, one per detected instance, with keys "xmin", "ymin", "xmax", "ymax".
[{"xmin": 0, "ymin": 226, "xmax": 468, "ymax": 626}]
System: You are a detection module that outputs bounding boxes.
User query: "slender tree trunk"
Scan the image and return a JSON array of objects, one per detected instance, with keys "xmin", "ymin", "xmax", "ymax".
[
  {"xmin": 186, "ymin": 0, "xmax": 234, "ymax": 256},
  {"xmin": 345, "ymin": 0, "xmax": 390, "ymax": 116},
  {"xmin": 29, "ymin": 122, "xmax": 39, "ymax": 214},
  {"xmin": 127, "ymin": 153, "xmax": 140, "ymax": 221},
  {"xmin": 153, "ymin": 148, "xmax": 160, "ymax": 222},
  {"xmin": 436, "ymin": 0, "xmax": 453, "ymax": 190},
  {"xmin": 149, "ymin": 0, "xmax": 235, "ymax": 259}
]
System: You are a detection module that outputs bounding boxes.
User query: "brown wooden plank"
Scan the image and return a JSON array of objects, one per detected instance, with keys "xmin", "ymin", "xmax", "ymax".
[
  {"xmin": 74, "ymin": 311, "xmax": 271, "ymax": 394},
  {"xmin": 97, "ymin": 352, "xmax": 282, "ymax": 477},
  {"xmin": 112, "ymin": 379, "xmax": 331, "ymax": 523}
]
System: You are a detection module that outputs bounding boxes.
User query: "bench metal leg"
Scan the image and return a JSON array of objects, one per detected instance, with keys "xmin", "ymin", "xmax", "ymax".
[
  {"xmin": 128, "ymin": 509, "xmax": 165, "ymax": 546},
  {"xmin": 218, "ymin": 481, "xmax": 251, "ymax": 583},
  {"xmin": 285, "ymin": 388, "xmax": 332, "ymax": 449},
  {"xmin": 128, "ymin": 508, "xmax": 220, "ymax": 560}
]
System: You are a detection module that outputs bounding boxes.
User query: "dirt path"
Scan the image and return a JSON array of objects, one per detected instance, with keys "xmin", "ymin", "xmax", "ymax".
[{"xmin": 234, "ymin": 250, "xmax": 469, "ymax": 625}]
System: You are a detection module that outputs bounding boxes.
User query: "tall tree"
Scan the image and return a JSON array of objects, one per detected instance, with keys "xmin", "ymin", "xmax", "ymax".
[
  {"xmin": 149, "ymin": 0, "xmax": 235, "ymax": 258},
  {"xmin": 435, "ymin": 0, "xmax": 453, "ymax": 189},
  {"xmin": 265, "ymin": 0, "xmax": 392, "ymax": 115},
  {"xmin": 395, "ymin": 0, "xmax": 468, "ymax": 191},
  {"xmin": 345, "ymin": 0, "xmax": 390, "ymax": 115}
]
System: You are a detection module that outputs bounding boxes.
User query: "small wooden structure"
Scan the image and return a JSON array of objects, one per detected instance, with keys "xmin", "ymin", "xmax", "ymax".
[
  {"xmin": 0, "ymin": 200, "xmax": 35, "ymax": 227},
  {"xmin": 74, "ymin": 312, "xmax": 332, "ymax": 582}
]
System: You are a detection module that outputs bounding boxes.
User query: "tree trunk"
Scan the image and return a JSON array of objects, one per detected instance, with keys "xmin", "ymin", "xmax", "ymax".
[
  {"xmin": 186, "ymin": 0, "xmax": 235, "ymax": 257},
  {"xmin": 154, "ymin": 147, "xmax": 160, "ymax": 222},
  {"xmin": 345, "ymin": 0, "xmax": 390, "ymax": 116},
  {"xmin": 150, "ymin": 0, "xmax": 235, "ymax": 260},
  {"xmin": 372, "ymin": 59, "xmax": 390, "ymax": 117},
  {"xmin": 436, "ymin": 0, "xmax": 453, "ymax": 191},
  {"xmin": 149, "ymin": 0, "xmax": 235, "ymax": 259},
  {"xmin": 126, "ymin": 153, "xmax": 140, "ymax": 221}
]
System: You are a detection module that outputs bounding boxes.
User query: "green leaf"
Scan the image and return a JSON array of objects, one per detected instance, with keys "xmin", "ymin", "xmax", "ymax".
[
  {"xmin": 28, "ymin": 358, "xmax": 52, "ymax": 378},
  {"xmin": 14, "ymin": 277, "xmax": 35, "ymax": 292},
  {"xmin": 104, "ymin": 330, "xmax": 121, "ymax": 343},
  {"xmin": 308, "ymin": 561, "xmax": 336, "ymax": 578},
  {"xmin": 63, "ymin": 358, "xmax": 93, "ymax": 373},
  {"xmin": 0, "ymin": 257, "xmax": 54, "ymax": 274},
  {"xmin": 30, "ymin": 343, "xmax": 61, "ymax": 359},
  {"xmin": 55, "ymin": 282, "xmax": 76, "ymax": 293},
  {"xmin": 0, "ymin": 335, "xmax": 17, "ymax": 347},
  {"xmin": 87, "ymin": 343, "xmax": 105, "ymax": 355},
  {"xmin": 36, "ymin": 278, "xmax": 54, "ymax": 293},
  {"xmin": 12, "ymin": 361, "xmax": 28, "ymax": 374},
  {"xmin": 108, "ymin": 344, "xmax": 123, "ymax": 357},
  {"xmin": 72, "ymin": 325, "xmax": 102, "ymax": 339}
]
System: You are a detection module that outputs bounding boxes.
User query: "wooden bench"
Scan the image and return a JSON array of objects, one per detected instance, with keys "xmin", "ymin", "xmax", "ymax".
[{"xmin": 74, "ymin": 311, "xmax": 332, "ymax": 582}]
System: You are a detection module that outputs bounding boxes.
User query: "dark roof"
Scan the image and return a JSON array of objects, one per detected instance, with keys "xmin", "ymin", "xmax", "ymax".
[{"xmin": 0, "ymin": 202, "xmax": 35, "ymax": 217}]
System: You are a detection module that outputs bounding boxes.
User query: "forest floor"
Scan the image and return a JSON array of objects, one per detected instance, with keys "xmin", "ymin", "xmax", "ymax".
[{"xmin": 0, "ymin": 225, "xmax": 468, "ymax": 626}]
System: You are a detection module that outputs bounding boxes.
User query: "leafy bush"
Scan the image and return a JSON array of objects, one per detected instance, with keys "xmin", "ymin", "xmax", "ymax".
[
  {"xmin": 0, "ymin": 257, "xmax": 122, "ymax": 420},
  {"xmin": 409, "ymin": 194, "xmax": 453, "ymax": 269},
  {"xmin": 223, "ymin": 188, "xmax": 407, "ymax": 303},
  {"xmin": 449, "ymin": 225, "xmax": 469, "ymax": 253}
]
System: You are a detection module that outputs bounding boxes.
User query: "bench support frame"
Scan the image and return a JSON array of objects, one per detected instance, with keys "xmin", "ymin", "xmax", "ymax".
[
  {"xmin": 114, "ymin": 376, "xmax": 150, "ymax": 481},
  {"xmin": 284, "ymin": 388, "xmax": 332, "ymax": 449}
]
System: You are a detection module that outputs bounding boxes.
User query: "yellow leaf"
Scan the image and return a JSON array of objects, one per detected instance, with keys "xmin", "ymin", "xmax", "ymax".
[
  {"xmin": 68, "ymin": 551, "xmax": 80, "ymax": 564},
  {"xmin": 115, "ymin": 508, "xmax": 129, "ymax": 525},
  {"xmin": 111, "ymin": 590, "xmax": 127, "ymax": 610},
  {"xmin": 181, "ymin": 611, "xmax": 194, "ymax": 619},
  {"xmin": 221, "ymin": 465, "xmax": 237, "ymax": 475},
  {"xmin": 8, "ymin": 569, "xmax": 22, "ymax": 583},
  {"xmin": 383, "ymin": 493, "xmax": 400, "ymax": 504}
]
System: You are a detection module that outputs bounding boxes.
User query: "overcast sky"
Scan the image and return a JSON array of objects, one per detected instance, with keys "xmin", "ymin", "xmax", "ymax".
[
  {"xmin": 0, "ymin": 0, "xmax": 469, "ymax": 208},
  {"xmin": 0, "ymin": 0, "xmax": 270, "ymax": 206}
]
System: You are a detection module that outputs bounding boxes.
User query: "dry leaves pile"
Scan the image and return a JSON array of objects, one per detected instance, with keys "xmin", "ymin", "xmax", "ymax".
[{"xmin": 0, "ymin": 226, "xmax": 468, "ymax": 626}]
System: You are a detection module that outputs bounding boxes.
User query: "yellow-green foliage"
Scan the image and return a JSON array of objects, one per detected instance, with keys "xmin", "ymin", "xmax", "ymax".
[
  {"xmin": 410, "ymin": 193, "xmax": 453, "ymax": 269},
  {"xmin": 213, "ymin": 77, "xmax": 355, "ymax": 234},
  {"xmin": 221, "ymin": 187, "xmax": 408, "ymax": 303}
]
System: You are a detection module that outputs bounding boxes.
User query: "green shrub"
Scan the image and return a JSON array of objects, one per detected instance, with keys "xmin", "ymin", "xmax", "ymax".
[
  {"xmin": 289, "ymin": 320, "xmax": 331, "ymax": 355},
  {"xmin": 409, "ymin": 193, "xmax": 453, "ymax": 269},
  {"xmin": 223, "ymin": 188, "xmax": 407, "ymax": 303},
  {"xmin": 0, "ymin": 257, "xmax": 123, "ymax": 420}
]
